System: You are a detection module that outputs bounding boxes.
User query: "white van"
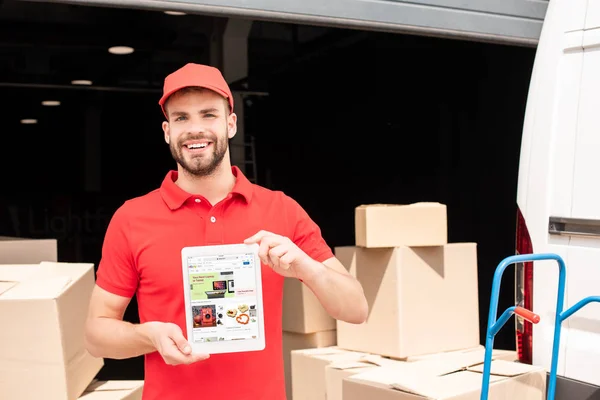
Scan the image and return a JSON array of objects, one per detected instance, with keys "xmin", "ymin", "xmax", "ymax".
[{"xmin": 515, "ymin": 0, "xmax": 600, "ymax": 396}]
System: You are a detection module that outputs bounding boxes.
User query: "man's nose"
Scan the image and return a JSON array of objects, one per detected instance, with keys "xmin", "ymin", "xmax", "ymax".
[{"xmin": 187, "ymin": 118, "xmax": 207, "ymax": 133}]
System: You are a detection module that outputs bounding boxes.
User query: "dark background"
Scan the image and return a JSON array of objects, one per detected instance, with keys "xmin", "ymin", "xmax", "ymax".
[{"xmin": 0, "ymin": 0, "xmax": 536, "ymax": 379}]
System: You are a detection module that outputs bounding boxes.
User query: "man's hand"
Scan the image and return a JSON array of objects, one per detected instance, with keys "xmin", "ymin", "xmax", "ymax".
[
  {"xmin": 244, "ymin": 230, "xmax": 317, "ymax": 279},
  {"xmin": 141, "ymin": 321, "xmax": 210, "ymax": 366}
]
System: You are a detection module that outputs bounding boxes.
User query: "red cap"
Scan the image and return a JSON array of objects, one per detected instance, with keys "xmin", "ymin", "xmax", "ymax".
[{"xmin": 158, "ymin": 63, "xmax": 234, "ymax": 117}]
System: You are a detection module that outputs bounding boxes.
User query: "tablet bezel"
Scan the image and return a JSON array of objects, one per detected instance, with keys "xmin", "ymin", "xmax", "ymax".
[{"xmin": 181, "ymin": 243, "xmax": 266, "ymax": 354}]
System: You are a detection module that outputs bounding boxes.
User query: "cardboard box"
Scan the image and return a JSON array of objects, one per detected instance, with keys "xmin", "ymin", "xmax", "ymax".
[
  {"xmin": 337, "ymin": 243, "xmax": 480, "ymax": 359},
  {"xmin": 283, "ymin": 330, "xmax": 337, "ymax": 399},
  {"xmin": 291, "ymin": 347, "xmax": 371, "ymax": 400},
  {"xmin": 0, "ymin": 236, "xmax": 58, "ymax": 263},
  {"xmin": 342, "ymin": 349, "xmax": 546, "ymax": 400},
  {"xmin": 325, "ymin": 356, "xmax": 405, "ymax": 400},
  {"xmin": 355, "ymin": 203, "xmax": 447, "ymax": 248},
  {"xmin": 0, "ymin": 261, "xmax": 104, "ymax": 399},
  {"xmin": 326, "ymin": 348, "xmax": 517, "ymax": 400},
  {"xmin": 282, "ymin": 254, "xmax": 351, "ymax": 333},
  {"xmin": 79, "ymin": 380, "xmax": 144, "ymax": 399}
]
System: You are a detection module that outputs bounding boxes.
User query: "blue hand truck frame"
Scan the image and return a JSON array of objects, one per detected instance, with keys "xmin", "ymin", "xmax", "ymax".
[{"xmin": 480, "ymin": 252, "xmax": 600, "ymax": 400}]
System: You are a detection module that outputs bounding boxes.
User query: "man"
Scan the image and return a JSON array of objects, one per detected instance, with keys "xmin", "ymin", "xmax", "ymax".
[{"xmin": 84, "ymin": 63, "xmax": 368, "ymax": 400}]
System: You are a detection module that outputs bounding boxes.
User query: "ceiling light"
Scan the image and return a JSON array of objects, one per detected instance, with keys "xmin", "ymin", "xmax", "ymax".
[
  {"xmin": 71, "ymin": 80, "xmax": 92, "ymax": 85},
  {"xmin": 21, "ymin": 119, "xmax": 37, "ymax": 124},
  {"xmin": 164, "ymin": 11, "xmax": 186, "ymax": 15},
  {"xmin": 42, "ymin": 100, "xmax": 61, "ymax": 106},
  {"xmin": 108, "ymin": 46, "xmax": 135, "ymax": 55}
]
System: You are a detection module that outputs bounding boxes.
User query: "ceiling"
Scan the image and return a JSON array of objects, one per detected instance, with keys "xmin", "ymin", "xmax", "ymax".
[
  {"xmin": 0, "ymin": 0, "xmax": 341, "ymax": 91},
  {"xmin": 0, "ymin": 1, "xmax": 223, "ymax": 89},
  {"xmin": 0, "ymin": 0, "xmax": 359, "ymax": 129}
]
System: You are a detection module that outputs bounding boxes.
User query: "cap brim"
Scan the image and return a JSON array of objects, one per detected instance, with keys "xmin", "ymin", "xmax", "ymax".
[{"xmin": 159, "ymin": 83, "xmax": 232, "ymax": 110}]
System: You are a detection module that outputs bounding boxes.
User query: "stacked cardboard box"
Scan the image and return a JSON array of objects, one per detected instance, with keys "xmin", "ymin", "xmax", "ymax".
[
  {"xmin": 291, "ymin": 345, "xmax": 526, "ymax": 400},
  {"xmin": 337, "ymin": 202, "xmax": 480, "ymax": 359},
  {"xmin": 0, "ymin": 236, "xmax": 144, "ymax": 399},
  {"xmin": 281, "ymin": 263, "xmax": 340, "ymax": 398},
  {"xmin": 288, "ymin": 203, "xmax": 547, "ymax": 399}
]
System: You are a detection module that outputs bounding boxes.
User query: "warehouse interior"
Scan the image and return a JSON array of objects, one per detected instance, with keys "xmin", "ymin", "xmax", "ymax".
[{"xmin": 0, "ymin": 0, "xmax": 537, "ymax": 380}]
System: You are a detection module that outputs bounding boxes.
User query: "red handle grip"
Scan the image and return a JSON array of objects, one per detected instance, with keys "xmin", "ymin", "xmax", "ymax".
[{"xmin": 515, "ymin": 306, "xmax": 540, "ymax": 324}]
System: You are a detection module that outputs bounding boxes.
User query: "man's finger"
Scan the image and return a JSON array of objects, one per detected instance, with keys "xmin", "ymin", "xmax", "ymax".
[
  {"xmin": 268, "ymin": 244, "xmax": 288, "ymax": 269},
  {"xmin": 258, "ymin": 239, "xmax": 274, "ymax": 266},
  {"xmin": 244, "ymin": 230, "xmax": 274, "ymax": 244},
  {"xmin": 258, "ymin": 237, "xmax": 279, "ymax": 266},
  {"xmin": 269, "ymin": 244, "xmax": 287, "ymax": 259},
  {"xmin": 170, "ymin": 331, "xmax": 192, "ymax": 355},
  {"xmin": 189, "ymin": 352, "xmax": 211, "ymax": 363},
  {"xmin": 279, "ymin": 253, "xmax": 294, "ymax": 270},
  {"xmin": 163, "ymin": 345, "xmax": 210, "ymax": 365},
  {"xmin": 268, "ymin": 251, "xmax": 281, "ymax": 269}
]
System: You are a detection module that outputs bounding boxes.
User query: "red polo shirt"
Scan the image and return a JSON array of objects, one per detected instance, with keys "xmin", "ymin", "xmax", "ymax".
[{"xmin": 95, "ymin": 166, "xmax": 334, "ymax": 400}]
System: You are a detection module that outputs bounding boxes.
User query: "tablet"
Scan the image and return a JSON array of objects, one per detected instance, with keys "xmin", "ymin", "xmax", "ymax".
[{"xmin": 181, "ymin": 243, "xmax": 265, "ymax": 354}]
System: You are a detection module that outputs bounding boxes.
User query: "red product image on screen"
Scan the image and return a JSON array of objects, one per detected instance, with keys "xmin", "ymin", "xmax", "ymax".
[
  {"xmin": 200, "ymin": 307, "xmax": 215, "ymax": 327},
  {"xmin": 192, "ymin": 305, "xmax": 217, "ymax": 328}
]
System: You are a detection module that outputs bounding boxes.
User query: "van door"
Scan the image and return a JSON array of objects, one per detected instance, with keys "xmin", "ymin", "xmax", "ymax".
[{"xmin": 554, "ymin": 5, "xmax": 600, "ymax": 387}]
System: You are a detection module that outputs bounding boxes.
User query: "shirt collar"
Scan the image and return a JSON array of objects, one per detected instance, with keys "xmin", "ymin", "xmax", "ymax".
[{"xmin": 160, "ymin": 166, "xmax": 253, "ymax": 210}]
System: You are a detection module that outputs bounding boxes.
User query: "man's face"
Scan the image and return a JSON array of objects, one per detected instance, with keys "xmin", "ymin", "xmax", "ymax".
[{"xmin": 162, "ymin": 88, "xmax": 236, "ymax": 177}]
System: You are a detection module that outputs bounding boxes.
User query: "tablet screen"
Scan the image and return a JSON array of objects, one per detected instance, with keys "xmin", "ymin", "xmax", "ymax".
[{"xmin": 184, "ymin": 250, "xmax": 260, "ymax": 344}]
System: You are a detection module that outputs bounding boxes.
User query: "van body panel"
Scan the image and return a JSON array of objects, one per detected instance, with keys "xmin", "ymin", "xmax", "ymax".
[{"xmin": 517, "ymin": 0, "xmax": 600, "ymax": 389}]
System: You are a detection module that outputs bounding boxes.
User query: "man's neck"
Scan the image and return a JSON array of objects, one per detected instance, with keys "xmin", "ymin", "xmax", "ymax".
[{"xmin": 175, "ymin": 164, "xmax": 236, "ymax": 206}]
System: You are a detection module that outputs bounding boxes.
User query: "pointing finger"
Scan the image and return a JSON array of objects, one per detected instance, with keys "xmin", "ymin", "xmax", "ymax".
[{"xmin": 244, "ymin": 230, "xmax": 282, "ymax": 244}]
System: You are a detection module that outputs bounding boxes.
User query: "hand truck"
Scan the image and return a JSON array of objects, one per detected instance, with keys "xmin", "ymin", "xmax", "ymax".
[{"xmin": 480, "ymin": 252, "xmax": 600, "ymax": 400}]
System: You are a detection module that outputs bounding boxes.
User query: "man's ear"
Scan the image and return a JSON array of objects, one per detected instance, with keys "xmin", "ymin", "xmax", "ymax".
[
  {"xmin": 227, "ymin": 113, "xmax": 238, "ymax": 140},
  {"xmin": 162, "ymin": 121, "xmax": 170, "ymax": 144}
]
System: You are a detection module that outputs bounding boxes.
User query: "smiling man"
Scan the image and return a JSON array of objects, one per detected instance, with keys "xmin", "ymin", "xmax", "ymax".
[{"xmin": 84, "ymin": 63, "xmax": 368, "ymax": 400}]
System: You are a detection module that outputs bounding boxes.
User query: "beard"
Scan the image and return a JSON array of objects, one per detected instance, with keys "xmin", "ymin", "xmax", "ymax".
[{"xmin": 169, "ymin": 131, "xmax": 228, "ymax": 177}]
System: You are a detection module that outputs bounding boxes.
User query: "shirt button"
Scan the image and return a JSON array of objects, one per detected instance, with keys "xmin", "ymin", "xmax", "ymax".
[
  {"xmin": 210, "ymin": 216, "xmax": 216, "ymax": 223},
  {"xmin": 195, "ymin": 198, "xmax": 201, "ymax": 203}
]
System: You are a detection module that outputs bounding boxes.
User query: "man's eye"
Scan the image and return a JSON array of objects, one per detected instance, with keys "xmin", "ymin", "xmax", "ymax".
[
  {"xmin": 175, "ymin": 116, "xmax": 186, "ymax": 121},
  {"xmin": 204, "ymin": 114, "xmax": 216, "ymax": 118}
]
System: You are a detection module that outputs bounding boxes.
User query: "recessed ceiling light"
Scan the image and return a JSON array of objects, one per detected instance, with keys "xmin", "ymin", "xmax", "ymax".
[
  {"xmin": 71, "ymin": 79, "xmax": 93, "ymax": 85},
  {"xmin": 21, "ymin": 119, "xmax": 37, "ymax": 124},
  {"xmin": 42, "ymin": 100, "xmax": 61, "ymax": 106},
  {"xmin": 164, "ymin": 11, "xmax": 186, "ymax": 15},
  {"xmin": 108, "ymin": 46, "xmax": 135, "ymax": 55}
]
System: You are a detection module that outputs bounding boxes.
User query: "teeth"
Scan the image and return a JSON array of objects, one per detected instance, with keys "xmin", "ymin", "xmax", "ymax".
[{"xmin": 187, "ymin": 143, "xmax": 208, "ymax": 149}]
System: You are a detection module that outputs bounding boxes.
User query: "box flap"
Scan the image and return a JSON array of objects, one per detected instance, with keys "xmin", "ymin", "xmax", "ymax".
[
  {"xmin": 0, "ymin": 264, "xmax": 40, "ymax": 282},
  {"xmin": 390, "ymin": 370, "xmax": 505, "ymax": 399},
  {"xmin": 329, "ymin": 360, "xmax": 377, "ymax": 370},
  {"xmin": 378, "ymin": 349, "xmax": 520, "ymax": 391},
  {"xmin": 358, "ymin": 354, "xmax": 406, "ymax": 368},
  {"xmin": 85, "ymin": 380, "xmax": 144, "ymax": 392},
  {"xmin": 328, "ymin": 354, "xmax": 399, "ymax": 370},
  {"xmin": 0, "ymin": 262, "xmax": 90, "ymax": 300},
  {"xmin": 408, "ymin": 202, "xmax": 443, "ymax": 207},
  {"xmin": 0, "ymin": 276, "xmax": 72, "ymax": 299},
  {"xmin": 293, "ymin": 347, "xmax": 346, "ymax": 356},
  {"xmin": 0, "ymin": 281, "xmax": 17, "ymax": 296},
  {"xmin": 405, "ymin": 348, "xmax": 490, "ymax": 377},
  {"xmin": 384, "ymin": 357, "xmax": 539, "ymax": 398},
  {"xmin": 357, "ymin": 202, "xmax": 443, "ymax": 209},
  {"xmin": 467, "ymin": 359, "xmax": 543, "ymax": 377}
]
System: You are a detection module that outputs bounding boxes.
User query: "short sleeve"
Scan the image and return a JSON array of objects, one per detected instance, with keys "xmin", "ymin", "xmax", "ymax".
[
  {"xmin": 286, "ymin": 195, "xmax": 335, "ymax": 263},
  {"xmin": 95, "ymin": 204, "xmax": 139, "ymax": 298}
]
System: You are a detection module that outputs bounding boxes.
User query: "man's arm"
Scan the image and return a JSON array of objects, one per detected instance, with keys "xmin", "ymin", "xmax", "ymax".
[
  {"xmin": 84, "ymin": 285, "xmax": 209, "ymax": 364},
  {"xmin": 245, "ymin": 230, "xmax": 368, "ymax": 325},
  {"xmin": 84, "ymin": 285, "xmax": 155, "ymax": 359},
  {"xmin": 296, "ymin": 256, "xmax": 368, "ymax": 324}
]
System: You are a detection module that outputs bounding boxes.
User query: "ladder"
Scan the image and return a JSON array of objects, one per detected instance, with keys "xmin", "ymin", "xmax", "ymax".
[{"xmin": 231, "ymin": 135, "xmax": 258, "ymax": 184}]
